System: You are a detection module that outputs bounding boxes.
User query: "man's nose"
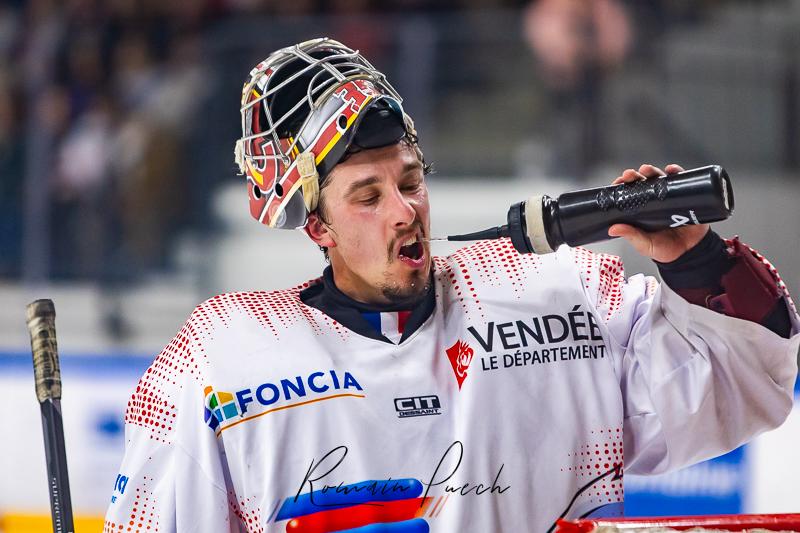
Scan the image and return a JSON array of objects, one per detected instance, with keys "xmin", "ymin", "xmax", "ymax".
[{"xmin": 387, "ymin": 187, "xmax": 416, "ymax": 228}]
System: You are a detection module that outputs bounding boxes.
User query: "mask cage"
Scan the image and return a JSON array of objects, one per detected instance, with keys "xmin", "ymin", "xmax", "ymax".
[{"xmin": 236, "ymin": 38, "xmax": 403, "ymax": 175}]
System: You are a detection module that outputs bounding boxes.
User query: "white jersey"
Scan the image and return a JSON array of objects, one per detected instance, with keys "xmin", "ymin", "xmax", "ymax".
[{"xmin": 104, "ymin": 240, "xmax": 799, "ymax": 533}]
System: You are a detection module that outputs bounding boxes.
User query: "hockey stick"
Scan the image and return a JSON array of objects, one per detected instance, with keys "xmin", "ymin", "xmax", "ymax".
[{"xmin": 26, "ymin": 299, "xmax": 75, "ymax": 533}]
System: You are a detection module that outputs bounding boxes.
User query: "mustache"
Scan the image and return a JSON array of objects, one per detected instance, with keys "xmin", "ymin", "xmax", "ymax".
[{"xmin": 387, "ymin": 224, "xmax": 426, "ymax": 260}]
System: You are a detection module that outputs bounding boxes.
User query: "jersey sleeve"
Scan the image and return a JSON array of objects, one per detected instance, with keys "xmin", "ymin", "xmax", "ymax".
[
  {"xmin": 103, "ymin": 316, "xmax": 238, "ymax": 532},
  {"xmin": 571, "ymin": 246, "xmax": 800, "ymax": 476},
  {"xmin": 657, "ymin": 233, "xmax": 793, "ymax": 338}
]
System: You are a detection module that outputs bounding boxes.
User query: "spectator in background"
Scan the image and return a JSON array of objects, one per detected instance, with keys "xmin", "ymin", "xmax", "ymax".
[
  {"xmin": 0, "ymin": 76, "xmax": 24, "ymax": 278},
  {"xmin": 51, "ymin": 92, "xmax": 114, "ymax": 279},
  {"xmin": 524, "ymin": 0, "xmax": 631, "ymax": 179},
  {"xmin": 110, "ymin": 30, "xmax": 208, "ymax": 275},
  {"xmin": 49, "ymin": 21, "xmax": 112, "ymax": 279},
  {"xmin": 109, "ymin": 31, "xmax": 177, "ymax": 274},
  {"xmin": 10, "ymin": 0, "xmax": 216, "ymax": 282}
]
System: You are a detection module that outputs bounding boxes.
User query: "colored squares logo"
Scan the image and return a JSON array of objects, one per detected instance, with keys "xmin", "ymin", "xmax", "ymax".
[
  {"xmin": 204, "ymin": 386, "xmax": 241, "ymax": 430},
  {"xmin": 222, "ymin": 401, "xmax": 239, "ymax": 419}
]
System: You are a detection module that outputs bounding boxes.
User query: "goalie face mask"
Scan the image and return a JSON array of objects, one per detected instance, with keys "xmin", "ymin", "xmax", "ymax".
[{"xmin": 234, "ymin": 38, "xmax": 414, "ymax": 230}]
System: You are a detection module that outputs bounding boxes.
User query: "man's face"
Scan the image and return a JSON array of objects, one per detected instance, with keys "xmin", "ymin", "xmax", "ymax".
[{"xmin": 307, "ymin": 142, "xmax": 432, "ymax": 306}]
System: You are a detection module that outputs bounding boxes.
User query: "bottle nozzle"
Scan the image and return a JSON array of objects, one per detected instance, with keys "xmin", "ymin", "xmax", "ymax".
[
  {"xmin": 425, "ymin": 201, "xmax": 537, "ymax": 254},
  {"xmin": 443, "ymin": 225, "xmax": 510, "ymax": 242}
]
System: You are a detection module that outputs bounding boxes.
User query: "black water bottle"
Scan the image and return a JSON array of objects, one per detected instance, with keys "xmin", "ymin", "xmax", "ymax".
[{"xmin": 504, "ymin": 165, "xmax": 734, "ymax": 254}]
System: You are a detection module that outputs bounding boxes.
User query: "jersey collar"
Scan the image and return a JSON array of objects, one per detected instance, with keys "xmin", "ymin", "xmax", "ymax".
[{"xmin": 300, "ymin": 266, "xmax": 435, "ymax": 344}]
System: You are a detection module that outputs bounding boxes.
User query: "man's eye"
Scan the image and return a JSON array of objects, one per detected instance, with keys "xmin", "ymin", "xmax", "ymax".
[
  {"xmin": 402, "ymin": 183, "xmax": 421, "ymax": 192},
  {"xmin": 359, "ymin": 196, "xmax": 379, "ymax": 205}
]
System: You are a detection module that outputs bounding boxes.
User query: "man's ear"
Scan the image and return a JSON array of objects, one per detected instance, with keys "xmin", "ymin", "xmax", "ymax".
[{"xmin": 305, "ymin": 212, "xmax": 337, "ymax": 249}]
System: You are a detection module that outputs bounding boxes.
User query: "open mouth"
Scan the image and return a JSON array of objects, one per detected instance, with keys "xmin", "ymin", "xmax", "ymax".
[{"xmin": 398, "ymin": 235, "xmax": 424, "ymax": 262}]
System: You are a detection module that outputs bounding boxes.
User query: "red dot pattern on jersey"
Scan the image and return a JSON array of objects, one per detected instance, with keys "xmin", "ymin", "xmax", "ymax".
[
  {"xmin": 197, "ymin": 280, "xmax": 350, "ymax": 342},
  {"xmin": 572, "ymin": 247, "xmax": 625, "ymax": 321},
  {"xmin": 434, "ymin": 256, "xmax": 484, "ymax": 319},
  {"xmin": 125, "ymin": 322, "xmax": 199, "ymax": 443},
  {"xmin": 732, "ymin": 239, "xmax": 797, "ymax": 315},
  {"xmin": 561, "ymin": 427, "xmax": 625, "ymax": 506},
  {"xmin": 103, "ymin": 476, "xmax": 159, "ymax": 532},
  {"xmin": 433, "ymin": 238, "xmax": 541, "ymax": 319},
  {"xmin": 127, "ymin": 278, "xmax": 356, "ymax": 441},
  {"xmin": 228, "ymin": 491, "xmax": 264, "ymax": 533}
]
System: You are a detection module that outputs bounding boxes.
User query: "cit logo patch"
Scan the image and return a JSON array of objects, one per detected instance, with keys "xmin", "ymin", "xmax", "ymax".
[
  {"xmin": 394, "ymin": 395, "xmax": 442, "ymax": 418},
  {"xmin": 446, "ymin": 339, "xmax": 474, "ymax": 390}
]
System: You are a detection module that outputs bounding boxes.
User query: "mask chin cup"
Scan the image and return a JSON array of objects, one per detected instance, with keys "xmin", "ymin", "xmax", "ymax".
[{"xmin": 297, "ymin": 151, "xmax": 320, "ymax": 212}]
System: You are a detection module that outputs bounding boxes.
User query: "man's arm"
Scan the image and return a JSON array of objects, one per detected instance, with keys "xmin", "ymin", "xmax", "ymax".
[
  {"xmin": 611, "ymin": 161, "xmax": 793, "ymax": 337},
  {"xmin": 656, "ymin": 230, "xmax": 792, "ymax": 338},
  {"xmin": 602, "ymin": 164, "xmax": 797, "ymax": 475},
  {"xmin": 104, "ymin": 319, "xmax": 236, "ymax": 532},
  {"xmin": 616, "ymin": 273, "xmax": 798, "ymax": 476},
  {"xmin": 571, "ymin": 234, "xmax": 798, "ymax": 477}
]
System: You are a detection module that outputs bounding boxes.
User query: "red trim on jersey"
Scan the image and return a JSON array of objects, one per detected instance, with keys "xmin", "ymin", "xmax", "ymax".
[
  {"xmin": 285, "ymin": 497, "xmax": 432, "ymax": 533},
  {"xmin": 397, "ymin": 310, "xmax": 411, "ymax": 334}
]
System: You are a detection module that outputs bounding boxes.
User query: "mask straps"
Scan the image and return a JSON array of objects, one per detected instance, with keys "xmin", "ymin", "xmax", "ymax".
[{"xmin": 297, "ymin": 151, "xmax": 320, "ymax": 212}]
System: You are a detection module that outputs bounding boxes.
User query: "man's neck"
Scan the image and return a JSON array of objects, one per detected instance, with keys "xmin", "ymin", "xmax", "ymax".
[
  {"xmin": 322, "ymin": 267, "xmax": 430, "ymax": 312},
  {"xmin": 299, "ymin": 266, "xmax": 436, "ymax": 344}
]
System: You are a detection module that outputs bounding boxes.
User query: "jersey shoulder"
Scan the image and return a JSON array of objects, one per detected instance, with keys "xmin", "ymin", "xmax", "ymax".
[
  {"xmin": 187, "ymin": 277, "xmax": 351, "ymax": 343},
  {"xmin": 431, "ymin": 239, "xmax": 639, "ymax": 316},
  {"xmin": 431, "ymin": 239, "xmax": 570, "ymax": 313},
  {"xmin": 433, "ymin": 238, "xmax": 615, "ymax": 287},
  {"xmin": 191, "ymin": 279, "xmax": 318, "ymax": 329},
  {"xmin": 126, "ymin": 280, "xmax": 342, "ymax": 443}
]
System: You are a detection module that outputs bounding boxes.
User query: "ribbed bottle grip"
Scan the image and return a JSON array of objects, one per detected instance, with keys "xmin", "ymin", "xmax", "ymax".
[{"xmin": 596, "ymin": 178, "xmax": 668, "ymax": 213}]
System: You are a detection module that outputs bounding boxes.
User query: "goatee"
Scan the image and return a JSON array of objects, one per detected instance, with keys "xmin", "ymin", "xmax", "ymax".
[{"xmin": 380, "ymin": 274, "xmax": 431, "ymax": 307}]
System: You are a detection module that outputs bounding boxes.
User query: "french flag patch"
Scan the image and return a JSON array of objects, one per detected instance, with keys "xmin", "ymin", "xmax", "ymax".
[{"xmin": 361, "ymin": 311, "xmax": 411, "ymax": 344}]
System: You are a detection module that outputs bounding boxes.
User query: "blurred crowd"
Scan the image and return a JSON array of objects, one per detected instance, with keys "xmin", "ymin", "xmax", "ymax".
[
  {"xmin": 0, "ymin": 0, "xmax": 220, "ymax": 281},
  {"xmin": 0, "ymin": 0, "xmax": 534, "ymax": 282},
  {"xmin": 0, "ymin": 0, "xmax": 772, "ymax": 282}
]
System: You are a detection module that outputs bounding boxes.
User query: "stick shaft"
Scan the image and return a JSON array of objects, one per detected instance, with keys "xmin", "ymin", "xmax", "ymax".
[
  {"xmin": 27, "ymin": 299, "xmax": 75, "ymax": 533},
  {"xmin": 39, "ymin": 399, "xmax": 74, "ymax": 533}
]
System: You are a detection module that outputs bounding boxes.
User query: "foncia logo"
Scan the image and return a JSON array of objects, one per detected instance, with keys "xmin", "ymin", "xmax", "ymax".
[
  {"xmin": 204, "ymin": 387, "xmax": 240, "ymax": 428},
  {"xmin": 204, "ymin": 370, "xmax": 365, "ymax": 432}
]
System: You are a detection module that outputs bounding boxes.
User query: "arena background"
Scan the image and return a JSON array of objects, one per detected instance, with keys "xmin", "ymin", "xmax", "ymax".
[{"xmin": 1, "ymin": 0, "xmax": 799, "ymax": 529}]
